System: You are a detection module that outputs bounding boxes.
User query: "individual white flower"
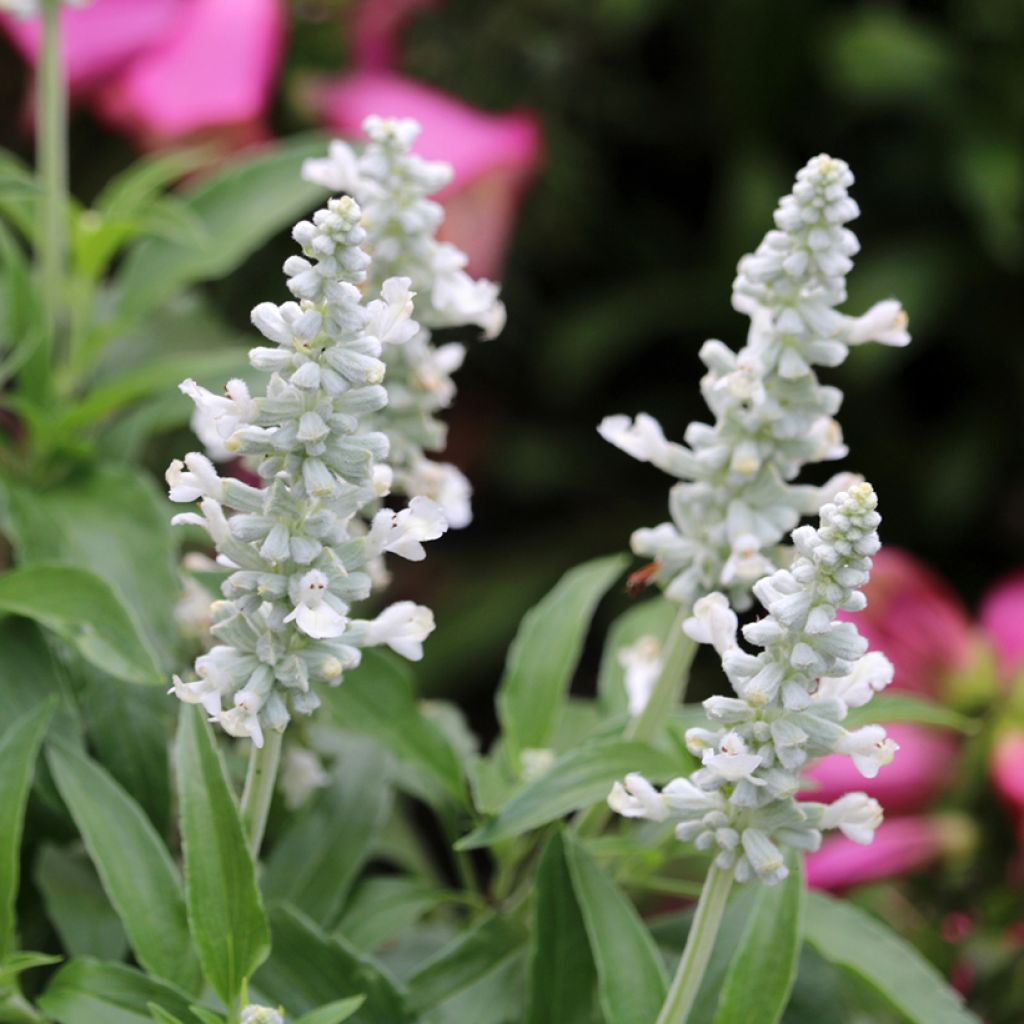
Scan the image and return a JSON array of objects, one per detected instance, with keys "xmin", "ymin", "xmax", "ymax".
[
  {"xmin": 363, "ymin": 601, "xmax": 435, "ymax": 660},
  {"xmin": 281, "ymin": 747, "xmax": 330, "ymax": 810},
  {"xmin": 683, "ymin": 592, "xmax": 738, "ymax": 655},
  {"xmin": 179, "ymin": 378, "xmax": 254, "ymax": 456},
  {"xmin": 844, "ymin": 300, "xmax": 911, "ymax": 347},
  {"xmin": 367, "ymin": 277, "xmax": 420, "ymax": 346},
  {"xmin": 701, "ymin": 731, "xmax": 765, "ymax": 784},
  {"xmin": 165, "ymin": 452, "xmax": 222, "ymax": 503},
  {"xmin": 822, "ymin": 793, "xmax": 883, "ymax": 844},
  {"xmin": 597, "ymin": 413, "xmax": 697, "ymax": 477},
  {"xmin": 240, "ymin": 1007, "xmax": 284, "ymax": 1024},
  {"xmin": 618, "ymin": 635, "xmax": 663, "ymax": 717},
  {"xmin": 720, "ymin": 534, "xmax": 775, "ymax": 587},
  {"xmin": 301, "ymin": 138, "xmax": 363, "ymax": 194},
  {"xmin": 169, "ymin": 674, "xmax": 223, "ymax": 717},
  {"xmin": 400, "ymin": 459, "xmax": 473, "ymax": 529},
  {"xmin": 814, "ymin": 650, "xmax": 894, "ymax": 717},
  {"xmin": 283, "ymin": 570, "xmax": 348, "ymax": 640},
  {"xmin": 837, "ymin": 724, "xmax": 900, "ymax": 779},
  {"xmin": 520, "ymin": 747, "xmax": 556, "ymax": 781},
  {"xmin": 607, "ymin": 772, "xmax": 669, "ymax": 821},
  {"xmin": 218, "ymin": 690, "xmax": 266, "ymax": 748},
  {"xmin": 371, "ymin": 496, "xmax": 448, "ymax": 561}
]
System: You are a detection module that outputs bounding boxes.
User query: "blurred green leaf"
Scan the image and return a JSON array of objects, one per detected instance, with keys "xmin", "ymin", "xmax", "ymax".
[
  {"xmin": 294, "ymin": 998, "xmax": 367, "ymax": 1024},
  {"xmin": 843, "ymin": 693, "xmax": 976, "ymax": 733},
  {"xmin": 526, "ymin": 831, "xmax": 597, "ymax": 1024},
  {"xmin": 263, "ymin": 743, "xmax": 393, "ymax": 929},
  {"xmin": 803, "ymin": 891, "xmax": 979, "ymax": 1024},
  {"xmin": 147, "ymin": 1006, "xmax": 189, "ymax": 1024},
  {"xmin": 0, "ymin": 620, "xmax": 65, "ymax": 722},
  {"xmin": 713, "ymin": 855, "xmax": 802, "ymax": 1024},
  {"xmin": 338, "ymin": 877, "xmax": 459, "ymax": 953},
  {"xmin": 47, "ymin": 742, "xmax": 200, "ymax": 994},
  {"xmin": 255, "ymin": 904, "xmax": 410, "ymax": 1024},
  {"xmin": 174, "ymin": 707, "xmax": 269, "ymax": 1008},
  {"xmin": 563, "ymin": 834, "xmax": 667, "ymax": 1024},
  {"xmin": 34, "ymin": 844, "xmax": 127, "ymax": 963},
  {"xmin": 496, "ymin": 554, "xmax": 627, "ymax": 759},
  {"xmin": 0, "ymin": 149, "xmax": 38, "ymax": 241},
  {"xmin": 0, "ymin": 702, "xmax": 53, "ymax": 960},
  {"xmin": 457, "ymin": 738, "xmax": 681, "ymax": 849},
  {"xmin": 0, "ymin": 565, "xmax": 163, "ymax": 685}
]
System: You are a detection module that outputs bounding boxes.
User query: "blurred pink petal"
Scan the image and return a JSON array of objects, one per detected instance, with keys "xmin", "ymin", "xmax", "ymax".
[
  {"xmin": 314, "ymin": 71, "xmax": 542, "ymax": 278},
  {"xmin": 351, "ymin": 0, "xmax": 438, "ymax": 72},
  {"xmin": 839, "ymin": 547, "xmax": 971, "ymax": 696},
  {"xmin": 803, "ymin": 723, "xmax": 957, "ymax": 815},
  {"xmin": 0, "ymin": 0, "xmax": 179, "ymax": 97},
  {"xmin": 980, "ymin": 572, "xmax": 1024, "ymax": 679},
  {"xmin": 91, "ymin": 0, "xmax": 286, "ymax": 145},
  {"xmin": 991, "ymin": 730, "xmax": 1024, "ymax": 838},
  {"xmin": 806, "ymin": 816, "xmax": 942, "ymax": 891}
]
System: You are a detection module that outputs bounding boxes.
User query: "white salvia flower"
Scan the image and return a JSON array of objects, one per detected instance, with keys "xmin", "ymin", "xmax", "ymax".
[
  {"xmin": 611, "ymin": 483, "xmax": 900, "ymax": 884},
  {"xmin": 618, "ymin": 635, "xmax": 663, "ymax": 717},
  {"xmin": 601, "ymin": 155, "xmax": 910, "ymax": 612},
  {"xmin": 168, "ymin": 191, "xmax": 445, "ymax": 742},
  {"xmin": 281, "ymin": 747, "xmax": 330, "ymax": 810},
  {"xmin": 241, "ymin": 1007, "xmax": 284, "ymax": 1024},
  {"xmin": 397, "ymin": 458, "xmax": 473, "ymax": 530},
  {"xmin": 520, "ymin": 747, "xmax": 556, "ymax": 781},
  {"xmin": 302, "ymin": 117, "xmax": 507, "ymax": 526},
  {"xmin": 821, "ymin": 793, "xmax": 883, "ymax": 844}
]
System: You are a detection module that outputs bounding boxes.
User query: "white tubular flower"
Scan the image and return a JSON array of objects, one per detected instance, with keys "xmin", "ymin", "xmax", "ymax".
[
  {"xmin": 168, "ymin": 190, "xmax": 445, "ymax": 743},
  {"xmin": 398, "ymin": 458, "xmax": 473, "ymax": 529},
  {"xmin": 362, "ymin": 601, "xmax": 435, "ymax": 661},
  {"xmin": 822, "ymin": 793, "xmax": 883, "ymax": 844},
  {"xmin": 302, "ymin": 117, "xmax": 506, "ymax": 527},
  {"xmin": 612, "ymin": 484, "xmax": 901, "ymax": 884},
  {"xmin": 607, "ymin": 772, "xmax": 669, "ymax": 821},
  {"xmin": 618, "ymin": 635, "xmax": 663, "ymax": 717},
  {"xmin": 240, "ymin": 1007, "xmax": 284, "ymax": 1024},
  {"xmin": 601, "ymin": 154, "xmax": 910, "ymax": 613},
  {"xmin": 683, "ymin": 592, "xmax": 738, "ymax": 655}
]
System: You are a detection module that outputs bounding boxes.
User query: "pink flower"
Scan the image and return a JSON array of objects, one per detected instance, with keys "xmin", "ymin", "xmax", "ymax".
[
  {"xmin": 804, "ymin": 723, "xmax": 957, "ymax": 815},
  {"xmin": 979, "ymin": 572, "xmax": 1024, "ymax": 680},
  {"xmin": 2, "ymin": 0, "xmax": 286, "ymax": 146},
  {"xmin": 313, "ymin": 72, "xmax": 542, "ymax": 278},
  {"xmin": 838, "ymin": 547, "xmax": 972, "ymax": 697},
  {"xmin": 805, "ymin": 816, "xmax": 943, "ymax": 891},
  {"xmin": 351, "ymin": 0, "xmax": 438, "ymax": 73},
  {"xmin": 991, "ymin": 730, "xmax": 1024, "ymax": 840}
]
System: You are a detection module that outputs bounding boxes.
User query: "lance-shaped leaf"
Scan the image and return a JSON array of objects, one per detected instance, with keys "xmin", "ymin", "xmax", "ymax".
[
  {"xmin": 46, "ymin": 743, "xmax": 200, "ymax": 994},
  {"xmin": 174, "ymin": 707, "xmax": 269, "ymax": 1008}
]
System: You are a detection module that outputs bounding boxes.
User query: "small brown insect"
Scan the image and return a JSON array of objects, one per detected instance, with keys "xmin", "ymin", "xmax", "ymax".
[{"xmin": 625, "ymin": 561, "xmax": 660, "ymax": 599}]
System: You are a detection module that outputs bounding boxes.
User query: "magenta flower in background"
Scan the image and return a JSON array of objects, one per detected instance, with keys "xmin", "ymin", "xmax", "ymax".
[
  {"xmin": 980, "ymin": 572, "xmax": 1024, "ymax": 681},
  {"xmin": 805, "ymin": 816, "xmax": 944, "ymax": 891},
  {"xmin": 1, "ymin": 0, "xmax": 286, "ymax": 146},
  {"xmin": 838, "ymin": 547, "xmax": 972, "ymax": 697},
  {"xmin": 351, "ymin": 0, "xmax": 438, "ymax": 73}
]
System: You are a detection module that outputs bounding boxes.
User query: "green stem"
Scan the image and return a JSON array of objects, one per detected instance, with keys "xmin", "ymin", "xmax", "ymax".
[
  {"xmin": 574, "ymin": 606, "xmax": 696, "ymax": 837},
  {"xmin": 24, "ymin": 0, "xmax": 67, "ymax": 407},
  {"xmin": 656, "ymin": 864, "xmax": 733, "ymax": 1024},
  {"xmin": 239, "ymin": 729, "xmax": 282, "ymax": 859}
]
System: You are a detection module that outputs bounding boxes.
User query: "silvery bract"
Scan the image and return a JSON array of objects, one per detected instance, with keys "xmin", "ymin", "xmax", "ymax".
[
  {"xmin": 168, "ymin": 193, "xmax": 445, "ymax": 746},
  {"xmin": 600, "ymin": 155, "xmax": 910, "ymax": 611},
  {"xmin": 609, "ymin": 483, "xmax": 897, "ymax": 885},
  {"xmin": 301, "ymin": 116, "xmax": 507, "ymax": 529}
]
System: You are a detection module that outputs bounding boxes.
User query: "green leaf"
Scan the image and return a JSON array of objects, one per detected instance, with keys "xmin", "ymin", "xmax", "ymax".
[
  {"xmin": 147, "ymin": 1006, "xmax": 189, "ymax": 1024},
  {"xmin": 46, "ymin": 743, "xmax": 200, "ymax": 994},
  {"xmin": 713, "ymin": 855, "xmax": 803, "ymax": 1024},
  {"xmin": 563, "ymin": 834, "xmax": 667, "ymax": 1024},
  {"xmin": 186, "ymin": 1008, "xmax": 223, "ymax": 1024},
  {"xmin": 338, "ymin": 877, "xmax": 458, "ymax": 953},
  {"xmin": 294, "ymin": 997, "xmax": 367, "ymax": 1024},
  {"xmin": 324, "ymin": 650, "xmax": 468, "ymax": 807},
  {"xmin": 406, "ymin": 913, "xmax": 525, "ymax": 1017},
  {"xmin": 597, "ymin": 596, "xmax": 678, "ymax": 717},
  {"xmin": 112, "ymin": 134, "xmax": 330, "ymax": 329},
  {"xmin": 843, "ymin": 693, "xmax": 977, "ymax": 734},
  {"xmin": 457, "ymin": 738, "xmax": 681, "ymax": 849},
  {"xmin": 803, "ymin": 891, "xmax": 979, "ymax": 1024},
  {"xmin": 0, "ymin": 701, "xmax": 54, "ymax": 960},
  {"xmin": 39, "ymin": 959, "xmax": 196, "ymax": 1024},
  {"xmin": 174, "ymin": 707, "xmax": 269, "ymax": 1008},
  {"xmin": 496, "ymin": 554, "xmax": 628, "ymax": 758},
  {"xmin": 263, "ymin": 743, "xmax": 393, "ymax": 929},
  {"xmin": 0, "ymin": 619, "xmax": 65, "ymax": 722},
  {"xmin": 34, "ymin": 844, "xmax": 128, "ymax": 963},
  {"xmin": 0, "ymin": 565, "xmax": 162, "ymax": 684},
  {"xmin": 526, "ymin": 832, "xmax": 597, "ymax": 1024},
  {"xmin": 255, "ymin": 904, "xmax": 410, "ymax": 1024},
  {"xmin": 0, "ymin": 949, "xmax": 63, "ymax": 988}
]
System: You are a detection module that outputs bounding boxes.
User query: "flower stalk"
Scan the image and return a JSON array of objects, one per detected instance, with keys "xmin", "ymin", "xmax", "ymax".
[
  {"xmin": 657, "ymin": 863, "xmax": 734, "ymax": 1024},
  {"xmin": 239, "ymin": 728, "xmax": 283, "ymax": 857}
]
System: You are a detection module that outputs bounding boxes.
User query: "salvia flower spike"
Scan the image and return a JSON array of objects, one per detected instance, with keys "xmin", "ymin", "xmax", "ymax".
[
  {"xmin": 167, "ymin": 192, "xmax": 445, "ymax": 746},
  {"xmin": 600, "ymin": 155, "xmax": 909, "ymax": 612},
  {"xmin": 610, "ymin": 483, "xmax": 898, "ymax": 884},
  {"xmin": 302, "ymin": 115, "xmax": 507, "ymax": 528}
]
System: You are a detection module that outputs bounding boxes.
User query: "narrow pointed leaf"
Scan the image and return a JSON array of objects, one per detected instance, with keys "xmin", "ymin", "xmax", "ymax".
[
  {"xmin": 46, "ymin": 743, "xmax": 200, "ymax": 994},
  {"xmin": 563, "ymin": 834, "xmax": 667, "ymax": 1024},
  {"xmin": 803, "ymin": 891, "xmax": 979, "ymax": 1024},
  {"xmin": 295, "ymin": 997, "xmax": 367, "ymax": 1024},
  {"xmin": 174, "ymin": 707, "xmax": 269, "ymax": 1007},
  {"xmin": 0, "ymin": 701, "xmax": 53, "ymax": 959},
  {"xmin": 526, "ymin": 831, "xmax": 596, "ymax": 1024},
  {"xmin": 497, "ymin": 554, "xmax": 628, "ymax": 758}
]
